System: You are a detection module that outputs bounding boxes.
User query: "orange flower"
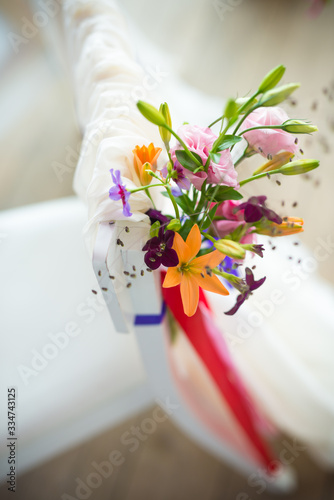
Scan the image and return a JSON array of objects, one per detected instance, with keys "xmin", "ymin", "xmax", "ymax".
[
  {"xmin": 133, "ymin": 143, "xmax": 162, "ymax": 185},
  {"xmin": 163, "ymin": 224, "xmax": 229, "ymax": 317},
  {"xmin": 257, "ymin": 217, "xmax": 304, "ymax": 236}
]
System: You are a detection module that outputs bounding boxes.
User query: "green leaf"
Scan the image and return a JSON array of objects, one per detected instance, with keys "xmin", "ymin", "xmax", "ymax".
[
  {"xmin": 215, "ymin": 135, "xmax": 242, "ymax": 152},
  {"xmin": 201, "ymin": 204, "xmax": 218, "ymax": 230},
  {"xmin": 150, "ymin": 221, "xmax": 160, "ymax": 238},
  {"xmin": 209, "ymin": 152, "xmax": 221, "ymax": 164},
  {"xmin": 175, "ymin": 195, "xmax": 195, "ymax": 215},
  {"xmin": 175, "ymin": 150, "xmax": 203, "ymax": 172},
  {"xmin": 205, "ymin": 186, "xmax": 243, "ymax": 203}
]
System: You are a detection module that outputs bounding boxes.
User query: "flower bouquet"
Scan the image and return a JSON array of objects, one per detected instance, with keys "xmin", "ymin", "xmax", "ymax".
[{"xmin": 108, "ymin": 65, "xmax": 319, "ymax": 319}]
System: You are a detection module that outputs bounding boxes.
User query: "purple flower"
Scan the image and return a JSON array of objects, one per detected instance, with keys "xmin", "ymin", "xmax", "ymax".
[
  {"xmin": 235, "ymin": 196, "xmax": 282, "ymax": 224},
  {"xmin": 225, "ymin": 267, "xmax": 266, "ymax": 315},
  {"xmin": 146, "ymin": 209, "xmax": 170, "ymax": 227},
  {"xmin": 161, "ymin": 162, "xmax": 191, "ymax": 191},
  {"xmin": 142, "ymin": 227, "xmax": 179, "ymax": 270},
  {"xmin": 108, "ymin": 169, "xmax": 132, "ymax": 217}
]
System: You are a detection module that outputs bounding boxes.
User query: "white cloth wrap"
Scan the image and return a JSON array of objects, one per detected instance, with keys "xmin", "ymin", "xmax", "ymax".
[{"xmin": 63, "ymin": 0, "xmax": 166, "ymax": 253}]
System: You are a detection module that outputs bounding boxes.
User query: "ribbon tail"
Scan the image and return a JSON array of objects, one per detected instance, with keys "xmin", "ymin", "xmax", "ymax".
[{"xmin": 161, "ymin": 276, "xmax": 277, "ymax": 472}]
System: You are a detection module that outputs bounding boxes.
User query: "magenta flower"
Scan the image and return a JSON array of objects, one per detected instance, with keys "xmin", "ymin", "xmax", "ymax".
[
  {"xmin": 214, "ymin": 200, "xmax": 256, "ymax": 245},
  {"xmin": 235, "ymin": 196, "xmax": 282, "ymax": 224},
  {"xmin": 225, "ymin": 268, "xmax": 266, "ymax": 315},
  {"xmin": 142, "ymin": 227, "xmax": 179, "ymax": 270},
  {"xmin": 108, "ymin": 169, "xmax": 132, "ymax": 217},
  {"xmin": 240, "ymin": 107, "xmax": 299, "ymax": 158}
]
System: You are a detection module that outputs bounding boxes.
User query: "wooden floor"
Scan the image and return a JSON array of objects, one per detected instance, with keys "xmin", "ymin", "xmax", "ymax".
[{"xmin": 0, "ymin": 405, "xmax": 333, "ymax": 500}]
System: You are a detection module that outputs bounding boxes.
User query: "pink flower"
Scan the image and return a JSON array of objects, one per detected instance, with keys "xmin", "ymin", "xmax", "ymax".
[
  {"xmin": 172, "ymin": 124, "xmax": 216, "ymax": 163},
  {"xmin": 240, "ymin": 107, "xmax": 299, "ymax": 158},
  {"xmin": 213, "ymin": 200, "xmax": 256, "ymax": 245},
  {"xmin": 170, "ymin": 124, "xmax": 238, "ymax": 189},
  {"xmin": 207, "ymin": 149, "xmax": 239, "ymax": 188},
  {"xmin": 308, "ymin": 0, "xmax": 327, "ymax": 17}
]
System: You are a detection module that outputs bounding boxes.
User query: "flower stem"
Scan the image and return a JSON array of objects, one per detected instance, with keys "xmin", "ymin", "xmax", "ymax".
[
  {"xmin": 165, "ymin": 186, "xmax": 180, "ymax": 219},
  {"xmin": 164, "ymin": 125, "xmax": 202, "ymax": 168},
  {"xmin": 130, "ymin": 183, "xmax": 163, "ymax": 193},
  {"xmin": 239, "ymin": 168, "xmax": 282, "ymax": 187}
]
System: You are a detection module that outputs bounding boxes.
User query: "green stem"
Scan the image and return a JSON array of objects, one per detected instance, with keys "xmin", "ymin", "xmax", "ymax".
[
  {"xmin": 239, "ymin": 168, "xmax": 282, "ymax": 187},
  {"xmin": 164, "ymin": 125, "xmax": 202, "ymax": 168},
  {"xmin": 201, "ymin": 231, "xmax": 216, "ymax": 243},
  {"xmin": 145, "ymin": 188, "xmax": 156, "ymax": 209},
  {"xmin": 208, "ymin": 115, "xmax": 224, "ymax": 129},
  {"xmin": 239, "ymin": 125, "xmax": 285, "ymax": 135},
  {"xmin": 130, "ymin": 183, "xmax": 163, "ymax": 193},
  {"xmin": 165, "ymin": 186, "xmax": 180, "ymax": 219},
  {"xmin": 232, "ymin": 91, "xmax": 260, "ymax": 138}
]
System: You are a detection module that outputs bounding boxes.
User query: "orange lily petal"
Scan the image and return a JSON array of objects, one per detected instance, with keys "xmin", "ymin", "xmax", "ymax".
[
  {"xmin": 173, "ymin": 232, "xmax": 193, "ymax": 263},
  {"xmin": 185, "ymin": 224, "xmax": 202, "ymax": 261},
  {"xmin": 192, "ymin": 249, "xmax": 225, "ymax": 270},
  {"xmin": 192, "ymin": 273, "xmax": 229, "ymax": 296},
  {"xmin": 163, "ymin": 267, "xmax": 182, "ymax": 288},
  {"xmin": 180, "ymin": 274, "xmax": 199, "ymax": 317}
]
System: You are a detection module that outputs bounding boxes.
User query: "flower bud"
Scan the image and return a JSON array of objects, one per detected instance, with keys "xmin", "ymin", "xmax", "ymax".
[
  {"xmin": 167, "ymin": 219, "xmax": 181, "ymax": 231},
  {"xmin": 224, "ymin": 98, "xmax": 238, "ymax": 120},
  {"xmin": 281, "ymin": 119, "xmax": 318, "ymax": 134},
  {"xmin": 150, "ymin": 221, "xmax": 160, "ymax": 238},
  {"xmin": 256, "ymin": 217, "xmax": 304, "ymax": 237},
  {"xmin": 214, "ymin": 239, "xmax": 246, "ymax": 259},
  {"xmin": 236, "ymin": 97, "xmax": 258, "ymax": 114},
  {"xmin": 137, "ymin": 101, "xmax": 166, "ymax": 126},
  {"xmin": 159, "ymin": 102, "xmax": 172, "ymax": 143},
  {"xmin": 258, "ymin": 83, "xmax": 300, "ymax": 107},
  {"xmin": 253, "ymin": 151, "xmax": 294, "ymax": 175},
  {"xmin": 258, "ymin": 65, "xmax": 286, "ymax": 93},
  {"xmin": 279, "ymin": 159, "xmax": 320, "ymax": 175}
]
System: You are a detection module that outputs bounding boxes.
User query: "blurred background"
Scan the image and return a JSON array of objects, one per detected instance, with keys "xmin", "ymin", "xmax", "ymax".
[{"xmin": 0, "ymin": 0, "xmax": 334, "ymax": 499}]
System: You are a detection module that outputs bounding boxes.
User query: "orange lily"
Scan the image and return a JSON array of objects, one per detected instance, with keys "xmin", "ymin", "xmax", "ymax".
[
  {"xmin": 133, "ymin": 143, "xmax": 162, "ymax": 185},
  {"xmin": 163, "ymin": 224, "xmax": 229, "ymax": 317},
  {"xmin": 256, "ymin": 217, "xmax": 304, "ymax": 236}
]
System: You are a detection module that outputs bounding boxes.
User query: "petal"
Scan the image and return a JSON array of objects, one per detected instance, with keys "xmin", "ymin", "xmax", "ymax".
[
  {"xmin": 172, "ymin": 232, "xmax": 193, "ymax": 264},
  {"xmin": 192, "ymin": 273, "xmax": 229, "ymax": 296},
  {"xmin": 185, "ymin": 224, "xmax": 202, "ymax": 260},
  {"xmin": 163, "ymin": 267, "xmax": 182, "ymax": 288},
  {"xmin": 180, "ymin": 274, "xmax": 199, "ymax": 317},
  {"xmin": 161, "ymin": 249, "xmax": 179, "ymax": 268},
  {"xmin": 192, "ymin": 249, "xmax": 225, "ymax": 270}
]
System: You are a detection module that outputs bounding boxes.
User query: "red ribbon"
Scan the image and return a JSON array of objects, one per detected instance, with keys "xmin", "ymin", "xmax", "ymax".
[{"xmin": 161, "ymin": 273, "xmax": 277, "ymax": 472}]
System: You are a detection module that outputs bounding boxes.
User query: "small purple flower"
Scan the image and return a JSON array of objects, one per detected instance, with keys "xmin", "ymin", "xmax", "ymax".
[
  {"xmin": 225, "ymin": 267, "xmax": 266, "ymax": 315},
  {"xmin": 235, "ymin": 196, "xmax": 282, "ymax": 224},
  {"xmin": 161, "ymin": 162, "xmax": 191, "ymax": 191},
  {"xmin": 108, "ymin": 169, "xmax": 132, "ymax": 217},
  {"xmin": 142, "ymin": 227, "xmax": 179, "ymax": 270},
  {"xmin": 146, "ymin": 209, "xmax": 170, "ymax": 227}
]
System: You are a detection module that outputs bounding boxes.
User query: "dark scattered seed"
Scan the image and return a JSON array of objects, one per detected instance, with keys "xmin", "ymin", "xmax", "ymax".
[
  {"xmin": 92, "ymin": 289, "xmax": 97, "ymax": 294},
  {"xmin": 311, "ymin": 101, "xmax": 318, "ymax": 111},
  {"xmin": 299, "ymin": 148, "xmax": 304, "ymax": 155},
  {"xmin": 132, "ymin": 265, "xmax": 136, "ymax": 271},
  {"xmin": 109, "ymin": 275, "xmax": 115, "ymax": 279},
  {"xmin": 267, "ymin": 153, "xmax": 272, "ymax": 160},
  {"xmin": 124, "ymin": 271, "xmax": 130, "ymax": 276},
  {"xmin": 298, "ymin": 259, "xmax": 301, "ymax": 264},
  {"xmin": 272, "ymin": 246, "xmax": 276, "ymax": 250},
  {"xmin": 252, "ymin": 265, "xmax": 256, "ymax": 270},
  {"xmin": 102, "ymin": 287, "xmax": 108, "ymax": 291},
  {"xmin": 290, "ymin": 98, "xmax": 297, "ymax": 106},
  {"xmin": 141, "ymin": 270, "xmax": 145, "ymax": 276},
  {"xmin": 146, "ymin": 268, "xmax": 152, "ymax": 272},
  {"xmin": 130, "ymin": 274, "xmax": 136, "ymax": 278},
  {"xmin": 314, "ymin": 179, "xmax": 320, "ymax": 187},
  {"xmin": 323, "ymin": 87, "xmax": 328, "ymax": 95},
  {"xmin": 117, "ymin": 238, "xmax": 124, "ymax": 246},
  {"xmin": 293, "ymin": 242, "xmax": 299, "ymax": 246},
  {"xmin": 258, "ymin": 147, "xmax": 263, "ymax": 153},
  {"xmin": 276, "ymin": 180, "xmax": 281, "ymax": 186},
  {"xmin": 281, "ymin": 200, "xmax": 285, "ymax": 206},
  {"xmin": 125, "ymin": 226, "xmax": 130, "ymax": 233},
  {"xmin": 98, "ymin": 270, "xmax": 101, "ymax": 276},
  {"xmin": 294, "ymin": 138, "xmax": 298, "ymax": 145},
  {"xmin": 266, "ymin": 173, "xmax": 271, "ymax": 179},
  {"xmin": 288, "ymin": 256, "xmax": 293, "ymax": 260},
  {"xmin": 283, "ymin": 217, "xmax": 288, "ymax": 222},
  {"xmin": 293, "ymin": 202, "xmax": 298, "ymax": 207},
  {"xmin": 289, "ymin": 157, "xmax": 292, "ymax": 162},
  {"xmin": 126, "ymin": 283, "xmax": 132, "ymax": 288}
]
